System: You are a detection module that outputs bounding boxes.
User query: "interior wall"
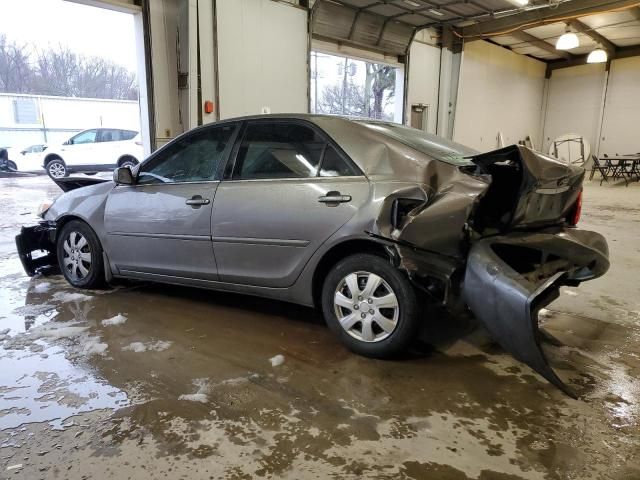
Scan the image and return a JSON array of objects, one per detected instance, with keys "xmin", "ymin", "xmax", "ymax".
[
  {"xmin": 599, "ymin": 56, "xmax": 640, "ymax": 156},
  {"xmin": 542, "ymin": 63, "xmax": 606, "ymax": 156},
  {"xmin": 216, "ymin": 0, "xmax": 308, "ymax": 120},
  {"xmin": 453, "ymin": 40, "xmax": 547, "ymax": 151},
  {"xmin": 406, "ymin": 31, "xmax": 440, "ymax": 134}
]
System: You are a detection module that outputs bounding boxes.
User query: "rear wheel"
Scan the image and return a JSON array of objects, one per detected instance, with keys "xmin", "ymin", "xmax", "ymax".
[
  {"xmin": 46, "ymin": 158, "xmax": 67, "ymax": 179},
  {"xmin": 56, "ymin": 220, "xmax": 105, "ymax": 289},
  {"xmin": 321, "ymin": 253, "xmax": 420, "ymax": 358}
]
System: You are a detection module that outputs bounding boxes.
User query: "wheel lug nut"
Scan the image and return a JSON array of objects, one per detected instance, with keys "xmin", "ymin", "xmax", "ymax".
[
  {"xmin": 369, "ymin": 309, "xmax": 374, "ymax": 314},
  {"xmin": 360, "ymin": 313, "xmax": 366, "ymax": 319},
  {"xmin": 354, "ymin": 305, "xmax": 359, "ymax": 310},
  {"xmin": 358, "ymin": 296, "xmax": 362, "ymax": 301},
  {"xmin": 367, "ymin": 298, "xmax": 373, "ymax": 304}
]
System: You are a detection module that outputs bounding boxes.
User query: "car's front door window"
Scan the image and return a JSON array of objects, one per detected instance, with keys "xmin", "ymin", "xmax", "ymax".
[
  {"xmin": 138, "ymin": 124, "xmax": 237, "ymax": 185},
  {"xmin": 70, "ymin": 129, "xmax": 97, "ymax": 145}
]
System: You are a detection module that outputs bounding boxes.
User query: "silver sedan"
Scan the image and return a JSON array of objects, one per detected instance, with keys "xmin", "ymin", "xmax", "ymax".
[{"xmin": 16, "ymin": 114, "xmax": 609, "ymax": 396}]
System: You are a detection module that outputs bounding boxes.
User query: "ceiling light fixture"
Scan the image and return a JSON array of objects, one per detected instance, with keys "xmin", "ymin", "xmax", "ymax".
[
  {"xmin": 428, "ymin": 9, "xmax": 445, "ymax": 16},
  {"xmin": 556, "ymin": 27, "xmax": 579, "ymax": 50},
  {"xmin": 508, "ymin": 0, "xmax": 530, "ymax": 6},
  {"xmin": 587, "ymin": 48, "xmax": 608, "ymax": 63},
  {"xmin": 403, "ymin": 0, "xmax": 421, "ymax": 7}
]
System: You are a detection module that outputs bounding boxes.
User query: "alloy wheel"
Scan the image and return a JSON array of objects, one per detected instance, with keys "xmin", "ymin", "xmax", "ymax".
[
  {"xmin": 62, "ymin": 231, "xmax": 92, "ymax": 281},
  {"xmin": 48, "ymin": 162, "xmax": 66, "ymax": 178},
  {"xmin": 333, "ymin": 271, "xmax": 400, "ymax": 343}
]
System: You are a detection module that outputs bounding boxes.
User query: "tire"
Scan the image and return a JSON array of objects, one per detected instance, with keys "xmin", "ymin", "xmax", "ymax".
[
  {"xmin": 56, "ymin": 220, "xmax": 105, "ymax": 289},
  {"xmin": 119, "ymin": 157, "xmax": 138, "ymax": 169},
  {"xmin": 46, "ymin": 158, "xmax": 67, "ymax": 179},
  {"xmin": 321, "ymin": 253, "xmax": 420, "ymax": 358}
]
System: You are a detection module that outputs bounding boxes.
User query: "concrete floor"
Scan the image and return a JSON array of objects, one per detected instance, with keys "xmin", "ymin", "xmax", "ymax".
[{"xmin": 0, "ymin": 174, "xmax": 639, "ymax": 479}]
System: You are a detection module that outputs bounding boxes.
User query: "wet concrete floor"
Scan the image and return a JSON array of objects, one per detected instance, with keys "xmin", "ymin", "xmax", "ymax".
[{"xmin": 0, "ymin": 175, "xmax": 639, "ymax": 479}]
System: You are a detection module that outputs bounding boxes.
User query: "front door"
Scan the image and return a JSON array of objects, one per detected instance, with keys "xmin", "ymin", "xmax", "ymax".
[
  {"xmin": 63, "ymin": 129, "xmax": 98, "ymax": 166},
  {"xmin": 211, "ymin": 120, "xmax": 369, "ymax": 288},
  {"xmin": 104, "ymin": 122, "xmax": 239, "ymax": 281}
]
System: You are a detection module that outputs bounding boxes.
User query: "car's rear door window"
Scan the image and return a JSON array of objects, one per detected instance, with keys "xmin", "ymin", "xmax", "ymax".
[
  {"xmin": 233, "ymin": 122, "xmax": 325, "ymax": 180},
  {"xmin": 319, "ymin": 145, "xmax": 358, "ymax": 177},
  {"xmin": 138, "ymin": 123, "xmax": 237, "ymax": 185}
]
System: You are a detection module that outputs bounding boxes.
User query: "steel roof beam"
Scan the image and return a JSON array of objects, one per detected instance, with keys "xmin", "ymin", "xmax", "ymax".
[
  {"xmin": 547, "ymin": 44, "xmax": 640, "ymax": 71},
  {"xmin": 511, "ymin": 30, "xmax": 574, "ymax": 60},
  {"xmin": 460, "ymin": 0, "xmax": 640, "ymax": 39},
  {"xmin": 567, "ymin": 19, "xmax": 617, "ymax": 53}
]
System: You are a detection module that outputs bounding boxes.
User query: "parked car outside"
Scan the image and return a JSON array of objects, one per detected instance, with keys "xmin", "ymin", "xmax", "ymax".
[
  {"xmin": 15, "ymin": 114, "xmax": 609, "ymax": 396},
  {"xmin": 42, "ymin": 128, "xmax": 143, "ymax": 179},
  {"xmin": 8, "ymin": 144, "xmax": 48, "ymax": 173}
]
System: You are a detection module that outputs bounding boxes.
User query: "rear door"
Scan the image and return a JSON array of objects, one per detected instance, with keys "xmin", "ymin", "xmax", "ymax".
[
  {"xmin": 104, "ymin": 122, "xmax": 239, "ymax": 281},
  {"xmin": 211, "ymin": 119, "xmax": 370, "ymax": 288}
]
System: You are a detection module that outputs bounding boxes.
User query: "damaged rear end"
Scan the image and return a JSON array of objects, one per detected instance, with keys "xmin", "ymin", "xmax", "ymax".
[{"xmin": 462, "ymin": 146, "xmax": 609, "ymax": 396}]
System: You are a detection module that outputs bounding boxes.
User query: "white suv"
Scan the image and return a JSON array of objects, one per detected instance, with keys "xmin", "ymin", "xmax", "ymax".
[{"xmin": 43, "ymin": 128, "xmax": 143, "ymax": 179}]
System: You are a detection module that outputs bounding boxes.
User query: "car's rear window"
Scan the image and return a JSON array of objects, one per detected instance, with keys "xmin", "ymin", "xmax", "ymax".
[{"xmin": 355, "ymin": 121, "xmax": 477, "ymax": 166}]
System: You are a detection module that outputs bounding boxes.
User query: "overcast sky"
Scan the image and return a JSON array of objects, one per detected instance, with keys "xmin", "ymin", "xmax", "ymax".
[{"xmin": 1, "ymin": 0, "xmax": 137, "ymax": 72}]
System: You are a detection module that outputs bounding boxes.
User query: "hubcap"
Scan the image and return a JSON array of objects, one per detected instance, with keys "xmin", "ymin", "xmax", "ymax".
[
  {"xmin": 62, "ymin": 231, "xmax": 92, "ymax": 281},
  {"xmin": 49, "ymin": 162, "xmax": 65, "ymax": 178},
  {"xmin": 334, "ymin": 271, "xmax": 399, "ymax": 343}
]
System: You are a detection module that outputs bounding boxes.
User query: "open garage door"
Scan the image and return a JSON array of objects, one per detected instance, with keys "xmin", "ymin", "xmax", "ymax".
[{"xmin": 311, "ymin": 0, "xmax": 420, "ymax": 57}]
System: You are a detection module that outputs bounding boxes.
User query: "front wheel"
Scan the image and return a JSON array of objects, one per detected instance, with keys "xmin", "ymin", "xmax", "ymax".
[
  {"xmin": 321, "ymin": 253, "xmax": 420, "ymax": 358},
  {"xmin": 56, "ymin": 220, "xmax": 105, "ymax": 289},
  {"xmin": 46, "ymin": 159, "xmax": 67, "ymax": 179}
]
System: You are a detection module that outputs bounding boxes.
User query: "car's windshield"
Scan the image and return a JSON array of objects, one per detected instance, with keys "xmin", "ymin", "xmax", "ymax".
[{"xmin": 355, "ymin": 121, "xmax": 478, "ymax": 166}]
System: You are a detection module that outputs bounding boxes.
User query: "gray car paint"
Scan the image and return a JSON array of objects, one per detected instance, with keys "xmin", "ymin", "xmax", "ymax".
[{"xmin": 19, "ymin": 114, "xmax": 609, "ymax": 395}]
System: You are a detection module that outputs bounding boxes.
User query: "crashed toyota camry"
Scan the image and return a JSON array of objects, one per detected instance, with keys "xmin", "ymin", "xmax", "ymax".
[{"xmin": 15, "ymin": 114, "xmax": 609, "ymax": 395}]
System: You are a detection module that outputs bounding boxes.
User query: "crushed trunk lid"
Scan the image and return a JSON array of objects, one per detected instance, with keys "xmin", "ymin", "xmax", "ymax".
[{"xmin": 469, "ymin": 145, "xmax": 584, "ymax": 232}]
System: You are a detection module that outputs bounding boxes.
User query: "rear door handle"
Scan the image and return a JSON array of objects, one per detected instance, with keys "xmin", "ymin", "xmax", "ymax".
[
  {"xmin": 185, "ymin": 195, "xmax": 210, "ymax": 207},
  {"xmin": 318, "ymin": 191, "xmax": 351, "ymax": 205}
]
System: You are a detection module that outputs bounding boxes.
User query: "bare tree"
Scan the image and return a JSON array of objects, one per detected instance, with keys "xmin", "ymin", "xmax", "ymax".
[
  {"xmin": 0, "ymin": 39, "xmax": 137, "ymax": 100},
  {"xmin": 317, "ymin": 61, "xmax": 396, "ymax": 121},
  {"xmin": 0, "ymin": 35, "xmax": 34, "ymax": 93}
]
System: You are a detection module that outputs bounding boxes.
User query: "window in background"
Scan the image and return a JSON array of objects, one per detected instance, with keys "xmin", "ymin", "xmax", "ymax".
[
  {"xmin": 310, "ymin": 51, "xmax": 404, "ymax": 123},
  {"xmin": 12, "ymin": 98, "xmax": 39, "ymax": 124}
]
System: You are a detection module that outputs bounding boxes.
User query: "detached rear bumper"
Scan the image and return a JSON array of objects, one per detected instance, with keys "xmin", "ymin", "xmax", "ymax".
[
  {"xmin": 463, "ymin": 227, "xmax": 609, "ymax": 397},
  {"xmin": 15, "ymin": 223, "xmax": 58, "ymax": 276}
]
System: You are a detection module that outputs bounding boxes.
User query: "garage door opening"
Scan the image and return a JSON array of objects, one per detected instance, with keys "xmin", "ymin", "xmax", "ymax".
[
  {"xmin": 310, "ymin": 51, "xmax": 404, "ymax": 123},
  {"xmin": 0, "ymin": 0, "xmax": 151, "ymax": 173}
]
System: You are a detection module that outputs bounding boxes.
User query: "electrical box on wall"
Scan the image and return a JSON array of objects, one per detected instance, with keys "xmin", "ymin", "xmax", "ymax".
[{"xmin": 261, "ymin": 106, "xmax": 271, "ymax": 114}]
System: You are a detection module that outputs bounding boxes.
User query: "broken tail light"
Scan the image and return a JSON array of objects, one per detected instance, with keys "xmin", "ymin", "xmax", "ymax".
[{"xmin": 568, "ymin": 189, "xmax": 582, "ymax": 226}]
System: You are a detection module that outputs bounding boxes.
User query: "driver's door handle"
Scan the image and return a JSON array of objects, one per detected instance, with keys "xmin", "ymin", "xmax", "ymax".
[
  {"xmin": 185, "ymin": 195, "xmax": 210, "ymax": 207},
  {"xmin": 318, "ymin": 191, "xmax": 351, "ymax": 205}
]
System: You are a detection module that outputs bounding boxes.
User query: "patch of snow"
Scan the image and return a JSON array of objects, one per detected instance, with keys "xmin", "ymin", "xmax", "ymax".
[
  {"xmin": 122, "ymin": 340, "xmax": 171, "ymax": 353},
  {"xmin": 538, "ymin": 308, "xmax": 553, "ymax": 319},
  {"xmin": 179, "ymin": 378, "xmax": 210, "ymax": 403},
  {"xmin": 36, "ymin": 324, "xmax": 88, "ymax": 339},
  {"xmin": 52, "ymin": 292, "xmax": 92, "ymax": 303},
  {"xmin": 101, "ymin": 314, "xmax": 127, "ymax": 327},
  {"xmin": 563, "ymin": 289, "xmax": 579, "ymax": 297},
  {"xmin": 82, "ymin": 338, "xmax": 108, "ymax": 356},
  {"xmin": 269, "ymin": 354, "xmax": 285, "ymax": 367},
  {"xmin": 12, "ymin": 304, "xmax": 55, "ymax": 316},
  {"xmin": 178, "ymin": 393, "xmax": 208, "ymax": 403},
  {"xmin": 33, "ymin": 282, "xmax": 51, "ymax": 293}
]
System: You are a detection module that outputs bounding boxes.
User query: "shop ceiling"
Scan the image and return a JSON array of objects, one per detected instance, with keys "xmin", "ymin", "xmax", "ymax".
[{"xmin": 311, "ymin": 0, "xmax": 640, "ymax": 69}]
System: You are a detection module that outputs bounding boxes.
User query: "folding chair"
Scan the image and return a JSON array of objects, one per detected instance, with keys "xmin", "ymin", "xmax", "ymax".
[{"xmin": 589, "ymin": 155, "xmax": 609, "ymax": 185}]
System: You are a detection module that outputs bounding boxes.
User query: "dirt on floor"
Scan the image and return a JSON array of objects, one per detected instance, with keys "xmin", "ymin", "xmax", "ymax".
[{"xmin": 0, "ymin": 175, "xmax": 639, "ymax": 479}]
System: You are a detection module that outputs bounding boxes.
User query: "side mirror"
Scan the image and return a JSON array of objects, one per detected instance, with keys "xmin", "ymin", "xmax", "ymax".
[{"xmin": 113, "ymin": 166, "xmax": 135, "ymax": 185}]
